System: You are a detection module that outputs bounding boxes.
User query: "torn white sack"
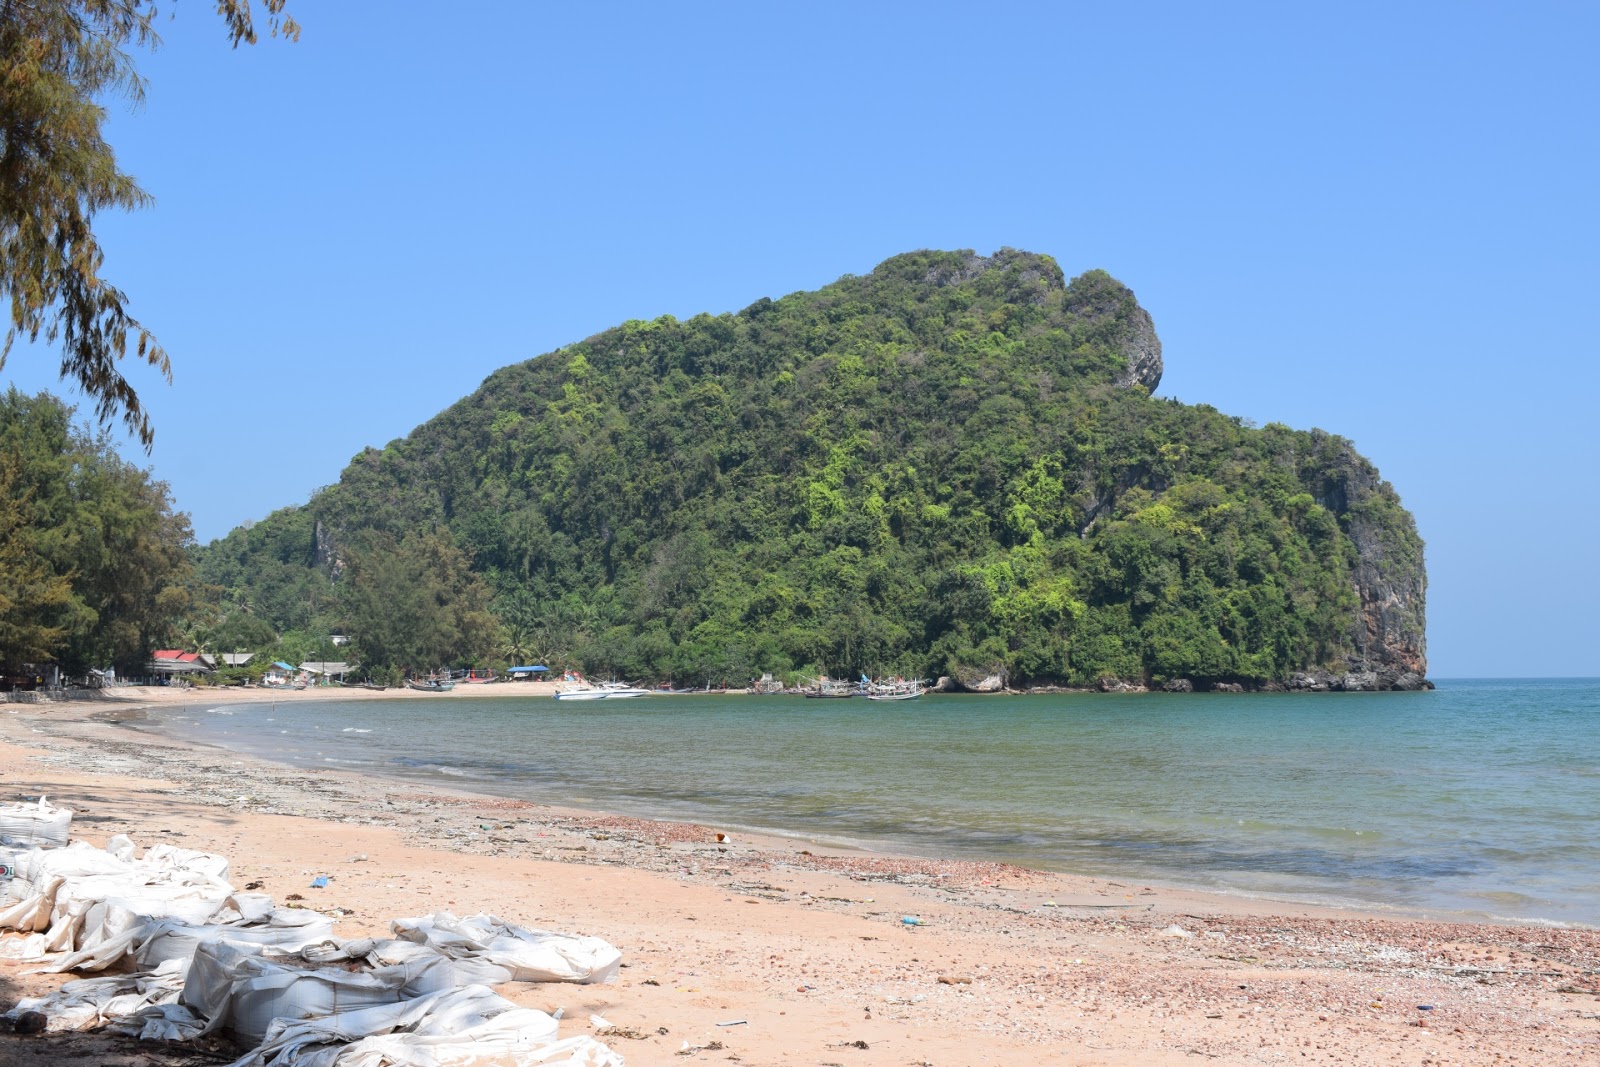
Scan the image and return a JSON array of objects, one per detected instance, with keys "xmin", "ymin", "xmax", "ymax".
[
  {"xmin": 389, "ymin": 912, "xmax": 622, "ymax": 984},
  {"xmin": 1, "ymin": 957, "xmax": 187, "ymax": 1032},
  {"xmin": 219, "ymin": 984, "xmax": 622, "ymax": 1067},
  {"xmin": 41, "ymin": 901, "xmax": 334, "ymax": 973}
]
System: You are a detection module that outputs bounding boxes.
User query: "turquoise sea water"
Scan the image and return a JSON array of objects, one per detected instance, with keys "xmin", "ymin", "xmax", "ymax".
[{"xmin": 156, "ymin": 678, "xmax": 1600, "ymax": 926}]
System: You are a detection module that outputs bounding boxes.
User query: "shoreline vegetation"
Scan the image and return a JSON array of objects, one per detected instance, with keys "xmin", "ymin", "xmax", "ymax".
[
  {"xmin": 3, "ymin": 691, "xmax": 1596, "ymax": 1066},
  {"xmin": 11, "ymin": 662, "xmax": 1433, "ymax": 707},
  {"xmin": 4, "ymin": 250, "xmax": 1431, "ymax": 705}
]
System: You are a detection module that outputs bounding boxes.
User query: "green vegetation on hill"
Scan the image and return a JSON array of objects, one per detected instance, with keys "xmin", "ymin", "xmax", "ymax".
[{"xmin": 194, "ymin": 249, "xmax": 1425, "ymax": 688}]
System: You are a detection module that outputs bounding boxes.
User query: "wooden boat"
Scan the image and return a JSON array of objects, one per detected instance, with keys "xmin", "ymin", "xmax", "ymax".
[
  {"xmin": 406, "ymin": 678, "xmax": 456, "ymax": 693},
  {"xmin": 350, "ymin": 681, "xmax": 388, "ymax": 691},
  {"xmin": 805, "ymin": 678, "xmax": 857, "ymax": 699},
  {"xmin": 865, "ymin": 678, "xmax": 925, "ymax": 701}
]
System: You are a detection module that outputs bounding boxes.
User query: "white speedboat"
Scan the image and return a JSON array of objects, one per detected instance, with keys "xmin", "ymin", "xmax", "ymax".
[
  {"xmin": 552, "ymin": 684, "xmax": 608, "ymax": 701},
  {"xmin": 553, "ymin": 680, "xmax": 651, "ymax": 701}
]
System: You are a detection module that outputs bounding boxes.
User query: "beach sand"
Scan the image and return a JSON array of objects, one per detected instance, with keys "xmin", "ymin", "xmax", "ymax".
[{"xmin": 2, "ymin": 689, "xmax": 1597, "ymax": 1065}]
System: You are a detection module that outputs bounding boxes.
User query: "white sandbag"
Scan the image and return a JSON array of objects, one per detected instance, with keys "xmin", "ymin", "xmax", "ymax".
[
  {"xmin": 67, "ymin": 883, "xmax": 242, "ymax": 956},
  {"xmin": 0, "ymin": 931, "xmax": 50, "ymax": 959},
  {"xmin": 355, "ymin": 939, "xmax": 510, "ymax": 997},
  {"xmin": 112, "ymin": 999, "xmax": 210, "ymax": 1042},
  {"xmin": 183, "ymin": 940, "xmax": 413, "ymax": 1045},
  {"xmin": 282, "ymin": 1029, "xmax": 620, "ymax": 1067},
  {"xmin": 2, "ymin": 957, "xmax": 186, "ymax": 1032},
  {"xmin": 9, "ymin": 873, "xmax": 238, "ymax": 958},
  {"xmin": 390, "ymin": 912, "xmax": 621, "ymax": 985},
  {"xmin": 0, "ymin": 795, "xmax": 72, "ymax": 849},
  {"xmin": 144, "ymin": 906, "xmax": 333, "ymax": 970},
  {"xmin": 222, "ymin": 985, "xmax": 588, "ymax": 1067},
  {"xmin": 3, "ymin": 840, "xmax": 130, "ymax": 910},
  {"xmin": 246, "ymin": 936, "xmax": 516, "ymax": 999},
  {"xmin": 141, "ymin": 842, "xmax": 232, "ymax": 886},
  {"xmin": 0, "ymin": 837, "xmax": 237, "ymax": 958},
  {"xmin": 42, "ymin": 902, "xmax": 335, "ymax": 973},
  {"xmin": 232, "ymin": 892, "xmax": 279, "ymax": 923},
  {"xmin": 3, "ymin": 837, "xmax": 228, "ymax": 915}
]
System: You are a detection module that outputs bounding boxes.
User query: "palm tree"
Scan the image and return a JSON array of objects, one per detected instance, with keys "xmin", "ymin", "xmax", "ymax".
[{"xmin": 499, "ymin": 621, "xmax": 534, "ymax": 666}]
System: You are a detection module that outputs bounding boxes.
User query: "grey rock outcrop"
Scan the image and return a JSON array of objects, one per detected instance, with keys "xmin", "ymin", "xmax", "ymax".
[
  {"xmin": 953, "ymin": 667, "xmax": 1008, "ymax": 693},
  {"xmin": 1061, "ymin": 270, "xmax": 1163, "ymax": 393},
  {"xmin": 1284, "ymin": 669, "xmax": 1433, "ymax": 693},
  {"xmin": 1300, "ymin": 432, "xmax": 1428, "ymax": 685},
  {"xmin": 313, "ymin": 518, "xmax": 344, "ymax": 579}
]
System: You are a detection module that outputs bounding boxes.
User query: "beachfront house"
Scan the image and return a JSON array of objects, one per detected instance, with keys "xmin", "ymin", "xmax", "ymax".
[
  {"xmin": 300, "ymin": 661, "xmax": 356, "ymax": 685},
  {"xmin": 507, "ymin": 665, "xmax": 549, "ymax": 681},
  {"xmin": 147, "ymin": 651, "xmax": 214, "ymax": 683},
  {"xmin": 263, "ymin": 661, "xmax": 301, "ymax": 687},
  {"xmin": 219, "ymin": 653, "xmax": 255, "ymax": 668}
]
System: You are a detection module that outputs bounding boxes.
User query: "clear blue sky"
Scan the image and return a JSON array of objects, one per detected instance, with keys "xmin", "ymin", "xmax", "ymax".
[{"xmin": 5, "ymin": 2, "xmax": 1596, "ymax": 677}]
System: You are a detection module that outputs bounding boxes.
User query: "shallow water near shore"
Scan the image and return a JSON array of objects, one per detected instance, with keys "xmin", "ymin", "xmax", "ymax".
[{"xmin": 152, "ymin": 678, "xmax": 1600, "ymax": 926}]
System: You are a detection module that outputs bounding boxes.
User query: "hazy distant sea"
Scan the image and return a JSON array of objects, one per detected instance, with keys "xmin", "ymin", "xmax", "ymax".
[{"xmin": 155, "ymin": 678, "xmax": 1600, "ymax": 926}]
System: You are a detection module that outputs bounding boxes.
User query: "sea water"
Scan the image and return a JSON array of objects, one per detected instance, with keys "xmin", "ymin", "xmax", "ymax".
[{"xmin": 155, "ymin": 678, "xmax": 1600, "ymax": 926}]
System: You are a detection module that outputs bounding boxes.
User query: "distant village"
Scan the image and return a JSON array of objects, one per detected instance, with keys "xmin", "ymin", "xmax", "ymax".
[{"xmin": 8, "ymin": 636, "xmax": 554, "ymax": 698}]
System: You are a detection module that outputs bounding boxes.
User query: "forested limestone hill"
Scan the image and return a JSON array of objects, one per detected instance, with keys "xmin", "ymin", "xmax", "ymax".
[{"xmin": 196, "ymin": 249, "xmax": 1427, "ymax": 690}]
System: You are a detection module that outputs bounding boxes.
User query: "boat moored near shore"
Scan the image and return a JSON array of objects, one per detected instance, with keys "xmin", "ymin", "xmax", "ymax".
[{"xmin": 553, "ymin": 673, "xmax": 652, "ymax": 700}]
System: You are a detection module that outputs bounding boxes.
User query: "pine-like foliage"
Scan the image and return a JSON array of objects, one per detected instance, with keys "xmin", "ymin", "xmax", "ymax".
[
  {"xmin": 0, "ymin": 1, "xmax": 297, "ymax": 449},
  {"xmin": 0, "ymin": 389, "xmax": 194, "ymax": 673}
]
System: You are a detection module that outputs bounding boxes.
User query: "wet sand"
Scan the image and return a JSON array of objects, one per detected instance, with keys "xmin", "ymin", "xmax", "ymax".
[{"xmin": 2, "ymin": 689, "xmax": 1597, "ymax": 1065}]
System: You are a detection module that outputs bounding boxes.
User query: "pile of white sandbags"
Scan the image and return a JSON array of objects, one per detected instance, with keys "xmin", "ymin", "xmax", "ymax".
[
  {"xmin": 0, "ymin": 835, "xmax": 262, "ymax": 962},
  {"xmin": 0, "ymin": 797, "xmax": 625, "ymax": 1066}
]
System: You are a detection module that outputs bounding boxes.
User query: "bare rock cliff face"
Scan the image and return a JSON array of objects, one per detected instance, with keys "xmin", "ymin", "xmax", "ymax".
[
  {"xmin": 1063, "ymin": 277, "xmax": 1163, "ymax": 393},
  {"xmin": 1108, "ymin": 306, "xmax": 1162, "ymax": 392},
  {"xmin": 1304, "ymin": 433, "xmax": 1429, "ymax": 690},
  {"xmin": 313, "ymin": 518, "xmax": 345, "ymax": 580}
]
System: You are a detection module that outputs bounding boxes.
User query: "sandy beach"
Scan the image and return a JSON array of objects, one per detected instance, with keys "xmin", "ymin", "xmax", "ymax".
[{"xmin": 2, "ymin": 688, "xmax": 1597, "ymax": 1065}]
